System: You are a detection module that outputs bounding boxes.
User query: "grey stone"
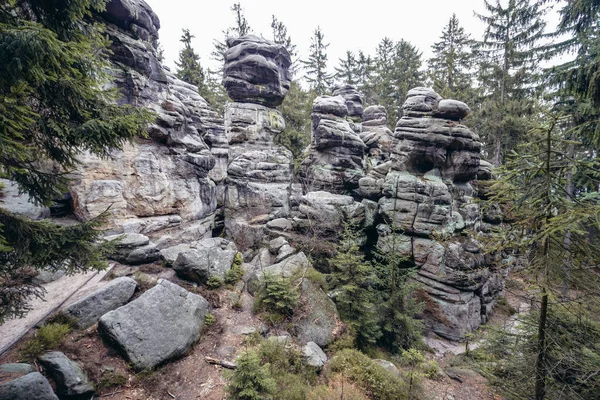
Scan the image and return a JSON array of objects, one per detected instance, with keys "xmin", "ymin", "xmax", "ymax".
[
  {"xmin": 159, "ymin": 244, "xmax": 192, "ymax": 265},
  {"xmin": 33, "ymin": 270, "xmax": 65, "ymax": 285},
  {"xmin": 0, "ymin": 372, "xmax": 58, "ymax": 400},
  {"xmin": 247, "ymin": 252, "xmax": 311, "ymax": 295},
  {"xmin": 0, "ymin": 179, "xmax": 50, "ymax": 220},
  {"xmin": 38, "ymin": 352, "xmax": 94, "ymax": 399},
  {"xmin": 104, "ymin": 233, "xmax": 150, "ymax": 248},
  {"xmin": 173, "ymin": 246, "xmax": 237, "ymax": 284},
  {"xmin": 294, "ymin": 280, "xmax": 340, "ymax": 347},
  {"xmin": 268, "ymin": 237, "xmax": 288, "ymax": 254},
  {"xmin": 223, "ymin": 35, "xmax": 291, "ymax": 107},
  {"xmin": 275, "ymin": 244, "xmax": 294, "ymax": 262},
  {"xmin": 302, "ymin": 342, "xmax": 327, "ymax": 369},
  {"xmin": 65, "ymin": 277, "xmax": 137, "ymax": 329},
  {"xmin": 434, "ymin": 99, "xmax": 470, "ymax": 120},
  {"xmin": 374, "ymin": 359, "xmax": 400, "ymax": 377},
  {"xmin": 0, "ymin": 363, "xmax": 36, "ymax": 375},
  {"xmin": 98, "ymin": 279, "xmax": 209, "ymax": 371},
  {"xmin": 266, "ymin": 218, "xmax": 294, "ymax": 231},
  {"xmin": 332, "ymin": 85, "xmax": 363, "ymax": 118}
]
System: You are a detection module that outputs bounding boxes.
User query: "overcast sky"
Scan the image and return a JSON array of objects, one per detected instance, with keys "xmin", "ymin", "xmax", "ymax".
[{"xmin": 144, "ymin": 0, "xmax": 560, "ymax": 75}]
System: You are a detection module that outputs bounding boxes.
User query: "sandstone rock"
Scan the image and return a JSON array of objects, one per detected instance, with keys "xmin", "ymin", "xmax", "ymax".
[
  {"xmin": 0, "ymin": 364, "xmax": 36, "ymax": 375},
  {"xmin": 0, "ymin": 179, "xmax": 50, "ymax": 220},
  {"xmin": 268, "ymin": 237, "xmax": 288, "ymax": 254},
  {"xmin": 434, "ymin": 99, "xmax": 470, "ymax": 120},
  {"xmin": 38, "ymin": 352, "xmax": 94, "ymax": 399},
  {"xmin": 374, "ymin": 359, "xmax": 401, "ymax": 377},
  {"xmin": 104, "ymin": 233, "xmax": 160, "ymax": 265},
  {"xmin": 302, "ymin": 342, "xmax": 327, "ymax": 369},
  {"xmin": 159, "ymin": 244, "xmax": 192, "ymax": 265},
  {"xmin": 247, "ymin": 252, "xmax": 311, "ymax": 295},
  {"xmin": 294, "ymin": 280, "xmax": 340, "ymax": 347},
  {"xmin": 295, "ymin": 191, "xmax": 365, "ymax": 233},
  {"xmin": 98, "ymin": 279, "xmax": 208, "ymax": 370},
  {"xmin": 360, "ymin": 105, "xmax": 394, "ymax": 169},
  {"xmin": 0, "ymin": 372, "xmax": 58, "ymax": 400},
  {"xmin": 311, "ymin": 95, "xmax": 348, "ymax": 117},
  {"xmin": 275, "ymin": 244, "xmax": 294, "ymax": 262},
  {"xmin": 64, "ymin": 277, "xmax": 137, "ymax": 329},
  {"xmin": 332, "ymin": 85, "xmax": 363, "ymax": 119},
  {"xmin": 173, "ymin": 245, "xmax": 237, "ymax": 284},
  {"xmin": 223, "ymin": 35, "xmax": 291, "ymax": 107}
]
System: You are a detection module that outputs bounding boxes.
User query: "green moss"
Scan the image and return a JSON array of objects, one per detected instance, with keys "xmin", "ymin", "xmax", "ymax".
[{"xmin": 19, "ymin": 323, "xmax": 71, "ymax": 359}]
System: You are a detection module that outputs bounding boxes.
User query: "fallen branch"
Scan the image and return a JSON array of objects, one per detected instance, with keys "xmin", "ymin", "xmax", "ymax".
[
  {"xmin": 100, "ymin": 389, "xmax": 124, "ymax": 398},
  {"xmin": 204, "ymin": 356, "xmax": 237, "ymax": 369}
]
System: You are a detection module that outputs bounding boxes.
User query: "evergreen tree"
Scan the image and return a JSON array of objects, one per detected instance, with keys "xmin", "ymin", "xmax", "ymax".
[
  {"xmin": 0, "ymin": 0, "xmax": 152, "ymax": 322},
  {"xmin": 270, "ymin": 15, "xmax": 298, "ymax": 75},
  {"xmin": 210, "ymin": 2, "xmax": 252, "ymax": 71},
  {"xmin": 227, "ymin": 350, "xmax": 277, "ymax": 400},
  {"xmin": 329, "ymin": 223, "xmax": 381, "ymax": 349},
  {"xmin": 175, "ymin": 29, "xmax": 206, "ymax": 94},
  {"xmin": 277, "ymin": 81, "xmax": 314, "ymax": 164},
  {"xmin": 474, "ymin": 0, "xmax": 547, "ymax": 165},
  {"xmin": 355, "ymin": 50, "xmax": 376, "ymax": 104},
  {"xmin": 302, "ymin": 27, "xmax": 333, "ymax": 95},
  {"xmin": 334, "ymin": 50, "xmax": 357, "ymax": 85},
  {"xmin": 427, "ymin": 14, "xmax": 474, "ymax": 100}
]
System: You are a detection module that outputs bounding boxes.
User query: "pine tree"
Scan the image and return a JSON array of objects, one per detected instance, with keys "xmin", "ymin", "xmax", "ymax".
[
  {"xmin": 302, "ymin": 27, "xmax": 333, "ymax": 95},
  {"xmin": 270, "ymin": 15, "xmax": 298, "ymax": 75},
  {"xmin": 427, "ymin": 14, "xmax": 474, "ymax": 100},
  {"xmin": 277, "ymin": 81, "xmax": 314, "ymax": 163},
  {"xmin": 0, "ymin": 0, "xmax": 152, "ymax": 322},
  {"xmin": 329, "ymin": 223, "xmax": 381, "ymax": 349},
  {"xmin": 210, "ymin": 2, "xmax": 252, "ymax": 72},
  {"xmin": 334, "ymin": 50, "xmax": 357, "ymax": 85},
  {"xmin": 474, "ymin": 0, "xmax": 547, "ymax": 165},
  {"xmin": 355, "ymin": 51, "xmax": 376, "ymax": 104},
  {"xmin": 227, "ymin": 350, "xmax": 277, "ymax": 400},
  {"xmin": 175, "ymin": 29, "xmax": 205, "ymax": 94}
]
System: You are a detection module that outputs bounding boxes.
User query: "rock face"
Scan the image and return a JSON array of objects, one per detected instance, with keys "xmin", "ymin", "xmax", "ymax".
[
  {"xmin": 360, "ymin": 105, "xmax": 394, "ymax": 168},
  {"xmin": 173, "ymin": 241, "xmax": 237, "ymax": 284},
  {"xmin": 98, "ymin": 279, "xmax": 208, "ymax": 370},
  {"xmin": 38, "ymin": 352, "xmax": 94, "ymax": 399},
  {"xmin": 64, "ymin": 277, "xmax": 137, "ymax": 329},
  {"xmin": 300, "ymin": 96, "xmax": 366, "ymax": 194},
  {"xmin": 222, "ymin": 36, "xmax": 294, "ymax": 245},
  {"xmin": 332, "ymin": 85, "xmax": 363, "ymax": 120},
  {"xmin": 223, "ymin": 35, "xmax": 292, "ymax": 107},
  {"xmin": 70, "ymin": 0, "xmax": 223, "ymax": 248},
  {"xmin": 104, "ymin": 233, "xmax": 160, "ymax": 265},
  {"xmin": 358, "ymin": 88, "xmax": 501, "ymax": 340},
  {"xmin": 0, "ymin": 372, "xmax": 58, "ymax": 400}
]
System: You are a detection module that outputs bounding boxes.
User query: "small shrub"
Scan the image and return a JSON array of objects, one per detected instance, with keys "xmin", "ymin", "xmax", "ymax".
[
  {"xmin": 204, "ymin": 313, "xmax": 216, "ymax": 326},
  {"xmin": 20, "ymin": 323, "xmax": 71, "ymax": 359},
  {"xmin": 225, "ymin": 253, "xmax": 244, "ymax": 284},
  {"xmin": 97, "ymin": 370, "xmax": 127, "ymax": 391},
  {"xmin": 206, "ymin": 276, "xmax": 223, "ymax": 289},
  {"xmin": 226, "ymin": 350, "xmax": 276, "ymax": 400},
  {"xmin": 255, "ymin": 274, "xmax": 299, "ymax": 322},
  {"xmin": 307, "ymin": 375, "xmax": 368, "ymax": 400},
  {"xmin": 327, "ymin": 349, "xmax": 408, "ymax": 400},
  {"xmin": 423, "ymin": 359, "xmax": 443, "ymax": 380},
  {"xmin": 45, "ymin": 312, "xmax": 78, "ymax": 329},
  {"xmin": 495, "ymin": 296, "xmax": 517, "ymax": 315}
]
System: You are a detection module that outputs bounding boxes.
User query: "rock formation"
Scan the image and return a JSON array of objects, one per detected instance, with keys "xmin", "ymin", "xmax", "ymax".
[
  {"xmin": 222, "ymin": 35, "xmax": 294, "ymax": 246},
  {"xmin": 299, "ymin": 96, "xmax": 366, "ymax": 194},
  {"xmin": 69, "ymin": 0, "xmax": 223, "ymax": 248},
  {"xmin": 360, "ymin": 105, "xmax": 394, "ymax": 169},
  {"xmin": 359, "ymin": 87, "xmax": 502, "ymax": 340}
]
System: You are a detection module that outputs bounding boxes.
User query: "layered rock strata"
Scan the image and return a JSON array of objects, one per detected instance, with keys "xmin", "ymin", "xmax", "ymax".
[
  {"xmin": 299, "ymin": 96, "xmax": 366, "ymax": 194},
  {"xmin": 359, "ymin": 88, "xmax": 502, "ymax": 340},
  {"xmin": 360, "ymin": 105, "xmax": 394, "ymax": 169},
  {"xmin": 222, "ymin": 35, "xmax": 294, "ymax": 246},
  {"xmin": 69, "ymin": 0, "xmax": 222, "ymax": 249}
]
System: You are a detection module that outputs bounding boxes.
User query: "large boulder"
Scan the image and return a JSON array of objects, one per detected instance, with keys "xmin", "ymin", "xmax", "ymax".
[
  {"xmin": 38, "ymin": 352, "xmax": 94, "ymax": 399},
  {"xmin": 64, "ymin": 277, "xmax": 137, "ymax": 328},
  {"xmin": 332, "ymin": 85, "xmax": 363, "ymax": 119},
  {"xmin": 247, "ymin": 252, "xmax": 311, "ymax": 295},
  {"xmin": 104, "ymin": 233, "xmax": 160, "ymax": 265},
  {"xmin": 98, "ymin": 279, "xmax": 208, "ymax": 370},
  {"xmin": 302, "ymin": 342, "xmax": 328, "ymax": 369},
  {"xmin": 173, "ymin": 244, "xmax": 237, "ymax": 284},
  {"xmin": 294, "ymin": 280, "xmax": 340, "ymax": 347},
  {"xmin": 223, "ymin": 35, "xmax": 292, "ymax": 107},
  {"xmin": 0, "ymin": 372, "xmax": 58, "ymax": 400}
]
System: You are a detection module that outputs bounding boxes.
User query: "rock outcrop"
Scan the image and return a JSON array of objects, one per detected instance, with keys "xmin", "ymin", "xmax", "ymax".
[
  {"xmin": 222, "ymin": 35, "xmax": 294, "ymax": 246},
  {"xmin": 360, "ymin": 105, "xmax": 394, "ymax": 169},
  {"xmin": 0, "ymin": 372, "xmax": 58, "ymax": 400},
  {"xmin": 299, "ymin": 96, "xmax": 366, "ymax": 194},
  {"xmin": 359, "ymin": 87, "xmax": 501, "ymax": 340},
  {"xmin": 38, "ymin": 352, "xmax": 95, "ymax": 399},
  {"xmin": 98, "ymin": 279, "xmax": 209, "ymax": 370},
  {"xmin": 173, "ymin": 240, "xmax": 238, "ymax": 284},
  {"xmin": 70, "ymin": 0, "xmax": 222, "ymax": 248}
]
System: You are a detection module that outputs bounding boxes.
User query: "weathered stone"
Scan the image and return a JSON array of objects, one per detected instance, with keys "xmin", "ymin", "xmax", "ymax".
[
  {"xmin": 0, "ymin": 372, "xmax": 58, "ymax": 400},
  {"xmin": 332, "ymin": 85, "xmax": 363, "ymax": 118},
  {"xmin": 64, "ymin": 277, "xmax": 137, "ymax": 329},
  {"xmin": 294, "ymin": 280, "xmax": 340, "ymax": 347},
  {"xmin": 38, "ymin": 352, "xmax": 94, "ymax": 399},
  {"xmin": 360, "ymin": 105, "xmax": 394, "ymax": 169},
  {"xmin": 98, "ymin": 279, "xmax": 208, "ymax": 370},
  {"xmin": 268, "ymin": 237, "xmax": 288, "ymax": 254},
  {"xmin": 159, "ymin": 244, "xmax": 192, "ymax": 265},
  {"xmin": 302, "ymin": 342, "xmax": 327, "ymax": 369},
  {"xmin": 223, "ymin": 35, "xmax": 291, "ymax": 107},
  {"xmin": 295, "ymin": 191, "xmax": 365, "ymax": 233},
  {"xmin": 434, "ymin": 99, "xmax": 470, "ymax": 120},
  {"xmin": 104, "ymin": 233, "xmax": 160, "ymax": 265},
  {"xmin": 0, "ymin": 364, "xmax": 36, "ymax": 375},
  {"xmin": 247, "ymin": 252, "xmax": 311, "ymax": 295},
  {"xmin": 275, "ymin": 244, "xmax": 294, "ymax": 262},
  {"xmin": 173, "ymin": 245, "xmax": 237, "ymax": 284},
  {"xmin": 0, "ymin": 179, "xmax": 50, "ymax": 220},
  {"xmin": 373, "ymin": 359, "xmax": 400, "ymax": 377}
]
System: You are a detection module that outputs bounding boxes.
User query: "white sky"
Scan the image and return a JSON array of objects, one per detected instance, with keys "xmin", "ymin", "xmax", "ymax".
[{"xmin": 145, "ymin": 0, "xmax": 561, "ymax": 75}]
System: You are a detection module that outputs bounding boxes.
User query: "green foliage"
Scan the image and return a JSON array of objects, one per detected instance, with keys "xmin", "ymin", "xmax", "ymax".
[
  {"xmin": 329, "ymin": 223, "xmax": 381, "ymax": 349},
  {"xmin": 204, "ymin": 313, "xmax": 216, "ymax": 326},
  {"xmin": 97, "ymin": 370, "xmax": 127, "ymax": 391},
  {"xmin": 327, "ymin": 349, "xmax": 409, "ymax": 400},
  {"xmin": 0, "ymin": 0, "xmax": 152, "ymax": 322},
  {"xmin": 206, "ymin": 275, "xmax": 223, "ymax": 290},
  {"xmin": 20, "ymin": 323, "xmax": 71, "ymax": 359},
  {"xmin": 277, "ymin": 81, "xmax": 314, "ymax": 164},
  {"xmin": 224, "ymin": 252, "xmax": 244, "ymax": 285},
  {"xmin": 175, "ymin": 29, "xmax": 206, "ymax": 95},
  {"xmin": 226, "ymin": 350, "xmax": 276, "ymax": 400},
  {"xmin": 427, "ymin": 14, "xmax": 475, "ymax": 101},
  {"xmin": 302, "ymin": 27, "xmax": 333, "ymax": 95},
  {"xmin": 255, "ymin": 274, "xmax": 299, "ymax": 323}
]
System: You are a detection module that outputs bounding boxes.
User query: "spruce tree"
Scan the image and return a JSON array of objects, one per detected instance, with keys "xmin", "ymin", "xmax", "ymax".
[
  {"xmin": 270, "ymin": 15, "xmax": 298, "ymax": 75},
  {"xmin": 302, "ymin": 27, "xmax": 333, "ymax": 95},
  {"xmin": 334, "ymin": 50, "xmax": 358, "ymax": 85},
  {"xmin": 355, "ymin": 51, "xmax": 376, "ymax": 104},
  {"xmin": 210, "ymin": 2, "xmax": 252, "ymax": 70},
  {"xmin": 427, "ymin": 14, "xmax": 474, "ymax": 101},
  {"xmin": 474, "ymin": 0, "xmax": 547, "ymax": 165},
  {"xmin": 0, "ymin": 0, "xmax": 152, "ymax": 322},
  {"xmin": 175, "ymin": 29, "xmax": 206, "ymax": 94},
  {"xmin": 227, "ymin": 350, "xmax": 276, "ymax": 400}
]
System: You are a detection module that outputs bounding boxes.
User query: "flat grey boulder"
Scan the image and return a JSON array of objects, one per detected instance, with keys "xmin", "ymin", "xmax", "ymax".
[
  {"xmin": 374, "ymin": 359, "xmax": 401, "ymax": 377},
  {"xmin": 38, "ymin": 352, "xmax": 94, "ymax": 399},
  {"xmin": 159, "ymin": 244, "xmax": 192, "ymax": 266},
  {"xmin": 98, "ymin": 279, "xmax": 208, "ymax": 371},
  {"xmin": 173, "ymin": 246, "xmax": 237, "ymax": 284},
  {"xmin": 312, "ymin": 95, "xmax": 348, "ymax": 118},
  {"xmin": 0, "ymin": 363, "xmax": 36, "ymax": 375},
  {"xmin": 434, "ymin": 99, "xmax": 470, "ymax": 120},
  {"xmin": 65, "ymin": 277, "xmax": 137, "ymax": 329},
  {"xmin": 0, "ymin": 372, "xmax": 58, "ymax": 400},
  {"xmin": 104, "ymin": 233, "xmax": 160, "ymax": 265},
  {"xmin": 302, "ymin": 342, "xmax": 327, "ymax": 369}
]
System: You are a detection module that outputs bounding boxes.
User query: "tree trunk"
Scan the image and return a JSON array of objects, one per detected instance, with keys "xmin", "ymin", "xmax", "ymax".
[{"xmin": 535, "ymin": 289, "xmax": 549, "ymax": 399}]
